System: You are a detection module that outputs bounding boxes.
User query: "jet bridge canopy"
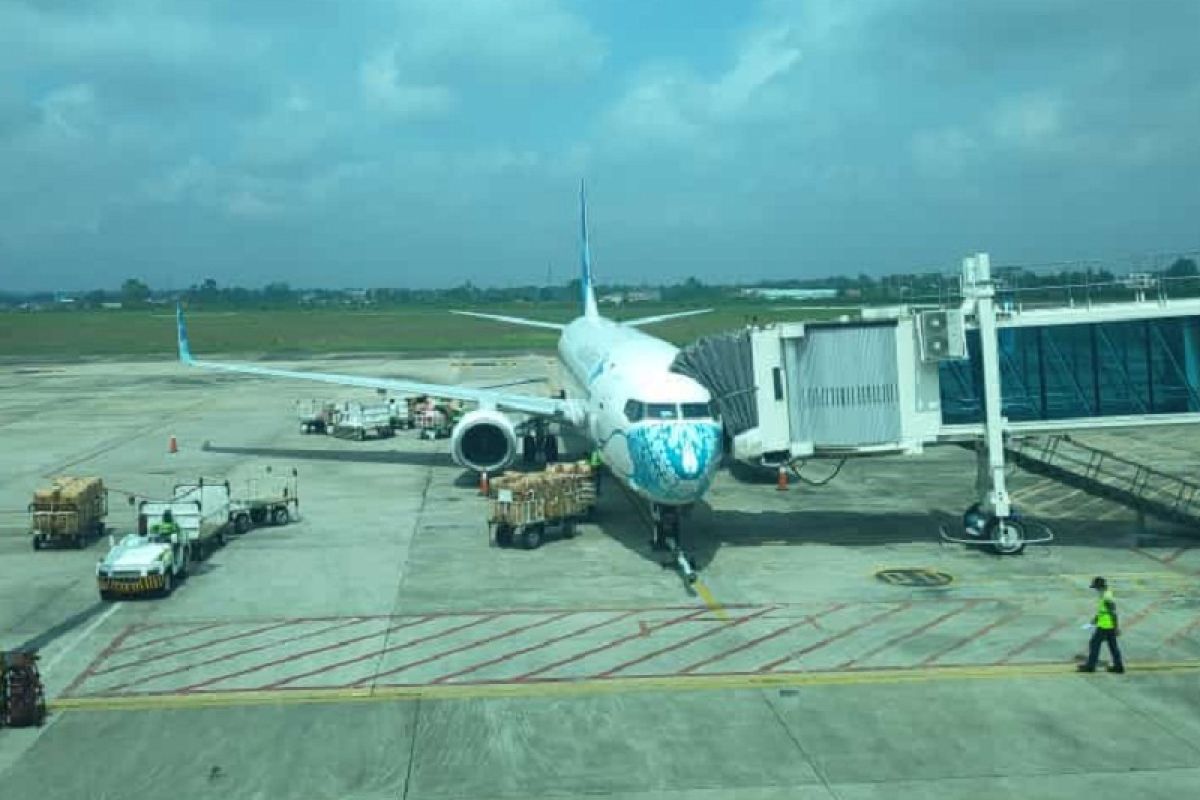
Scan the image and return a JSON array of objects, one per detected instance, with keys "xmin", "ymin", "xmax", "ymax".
[{"xmin": 675, "ymin": 263, "xmax": 1200, "ymax": 464}]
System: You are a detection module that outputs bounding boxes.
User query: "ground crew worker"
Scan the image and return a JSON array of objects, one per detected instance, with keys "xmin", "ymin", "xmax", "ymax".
[
  {"xmin": 151, "ymin": 510, "xmax": 179, "ymax": 541},
  {"xmin": 589, "ymin": 448, "xmax": 604, "ymax": 495},
  {"xmin": 1078, "ymin": 576, "xmax": 1125, "ymax": 673}
]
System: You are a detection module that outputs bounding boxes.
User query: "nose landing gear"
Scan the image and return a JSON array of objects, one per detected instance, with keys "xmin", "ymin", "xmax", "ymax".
[{"xmin": 651, "ymin": 504, "xmax": 697, "ymax": 584}]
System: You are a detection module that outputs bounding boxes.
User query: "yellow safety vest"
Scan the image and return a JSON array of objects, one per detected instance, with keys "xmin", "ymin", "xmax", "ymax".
[
  {"xmin": 589, "ymin": 450, "xmax": 603, "ymax": 468},
  {"xmin": 1096, "ymin": 589, "xmax": 1116, "ymax": 630}
]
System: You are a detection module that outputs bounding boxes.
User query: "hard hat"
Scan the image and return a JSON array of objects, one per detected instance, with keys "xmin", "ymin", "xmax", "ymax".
[{"xmin": 1089, "ymin": 576, "xmax": 1107, "ymax": 589}]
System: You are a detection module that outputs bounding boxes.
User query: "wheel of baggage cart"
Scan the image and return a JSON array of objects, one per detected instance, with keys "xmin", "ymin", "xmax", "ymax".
[
  {"xmin": 356, "ymin": 429, "xmax": 366, "ymax": 441},
  {"xmin": 521, "ymin": 523, "xmax": 544, "ymax": 550},
  {"xmin": 494, "ymin": 523, "xmax": 514, "ymax": 548},
  {"xmin": 31, "ymin": 535, "xmax": 42, "ymax": 551},
  {"xmin": 234, "ymin": 513, "xmax": 251, "ymax": 534},
  {"xmin": 2, "ymin": 661, "xmax": 47, "ymax": 728},
  {"xmin": 271, "ymin": 506, "xmax": 290, "ymax": 525}
]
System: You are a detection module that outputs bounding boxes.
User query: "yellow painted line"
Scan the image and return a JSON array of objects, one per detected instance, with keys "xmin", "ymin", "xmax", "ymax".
[
  {"xmin": 49, "ymin": 660, "xmax": 1200, "ymax": 714},
  {"xmin": 693, "ymin": 580, "xmax": 730, "ymax": 621}
]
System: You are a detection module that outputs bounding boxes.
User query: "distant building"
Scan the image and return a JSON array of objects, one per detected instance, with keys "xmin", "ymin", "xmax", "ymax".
[
  {"xmin": 100, "ymin": 302, "xmax": 123, "ymax": 310},
  {"xmin": 599, "ymin": 293, "xmax": 624, "ymax": 305},
  {"xmin": 740, "ymin": 288, "xmax": 838, "ymax": 301},
  {"xmin": 624, "ymin": 289, "xmax": 661, "ymax": 303}
]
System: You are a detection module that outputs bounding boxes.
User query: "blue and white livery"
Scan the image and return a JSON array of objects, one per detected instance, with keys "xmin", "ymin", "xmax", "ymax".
[{"xmin": 176, "ymin": 182, "xmax": 720, "ymax": 514}]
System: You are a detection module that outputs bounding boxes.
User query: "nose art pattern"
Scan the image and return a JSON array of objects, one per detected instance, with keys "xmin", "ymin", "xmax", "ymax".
[{"xmin": 626, "ymin": 423, "xmax": 721, "ymax": 501}]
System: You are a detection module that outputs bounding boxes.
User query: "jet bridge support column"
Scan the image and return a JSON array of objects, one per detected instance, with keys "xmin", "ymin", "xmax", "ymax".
[{"xmin": 962, "ymin": 253, "xmax": 1027, "ymax": 554}]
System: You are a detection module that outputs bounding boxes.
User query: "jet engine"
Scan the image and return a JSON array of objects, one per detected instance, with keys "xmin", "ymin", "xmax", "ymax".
[{"xmin": 450, "ymin": 409, "xmax": 518, "ymax": 473}]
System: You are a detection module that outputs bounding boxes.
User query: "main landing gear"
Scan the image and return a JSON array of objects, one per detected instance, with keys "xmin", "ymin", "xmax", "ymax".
[
  {"xmin": 521, "ymin": 421, "xmax": 559, "ymax": 465},
  {"xmin": 652, "ymin": 504, "xmax": 697, "ymax": 584}
]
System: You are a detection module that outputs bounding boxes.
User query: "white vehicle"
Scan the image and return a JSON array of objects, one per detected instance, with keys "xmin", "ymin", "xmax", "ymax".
[
  {"xmin": 97, "ymin": 530, "xmax": 188, "ymax": 600},
  {"xmin": 296, "ymin": 399, "xmax": 334, "ymax": 434},
  {"xmin": 176, "ymin": 183, "xmax": 720, "ymax": 560},
  {"xmin": 329, "ymin": 401, "xmax": 393, "ymax": 440},
  {"xmin": 139, "ymin": 479, "xmax": 233, "ymax": 562}
]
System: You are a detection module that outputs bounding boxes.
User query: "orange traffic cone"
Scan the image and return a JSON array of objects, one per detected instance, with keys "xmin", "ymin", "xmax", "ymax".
[
  {"xmin": 776, "ymin": 465, "xmax": 788, "ymax": 491},
  {"xmin": 168, "ymin": 435, "xmax": 178, "ymax": 454},
  {"xmin": 479, "ymin": 471, "xmax": 490, "ymax": 496}
]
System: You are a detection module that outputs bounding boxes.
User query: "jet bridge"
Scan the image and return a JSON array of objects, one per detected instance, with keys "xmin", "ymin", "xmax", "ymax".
[{"xmin": 673, "ymin": 253, "xmax": 1200, "ymax": 554}]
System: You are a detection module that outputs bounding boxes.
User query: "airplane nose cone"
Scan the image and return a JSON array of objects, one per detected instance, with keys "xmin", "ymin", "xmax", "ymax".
[{"xmin": 626, "ymin": 422, "xmax": 722, "ymax": 504}]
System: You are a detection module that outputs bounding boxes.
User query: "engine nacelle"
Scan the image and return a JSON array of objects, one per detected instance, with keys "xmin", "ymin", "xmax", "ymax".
[{"xmin": 450, "ymin": 409, "xmax": 518, "ymax": 473}]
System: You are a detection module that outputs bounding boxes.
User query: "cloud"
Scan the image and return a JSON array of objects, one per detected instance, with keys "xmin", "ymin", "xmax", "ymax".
[
  {"xmin": 1, "ymin": 0, "xmax": 1198, "ymax": 291},
  {"xmin": 359, "ymin": 50, "xmax": 456, "ymax": 119},
  {"xmin": 992, "ymin": 93, "xmax": 1064, "ymax": 152},
  {"xmin": 390, "ymin": 0, "xmax": 606, "ymax": 84},
  {"xmin": 601, "ymin": 25, "xmax": 801, "ymax": 155}
]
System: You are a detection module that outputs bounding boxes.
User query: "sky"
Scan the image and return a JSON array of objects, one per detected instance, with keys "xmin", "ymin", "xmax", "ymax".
[{"xmin": 1, "ymin": 0, "xmax": 1199, "ymax": 292}]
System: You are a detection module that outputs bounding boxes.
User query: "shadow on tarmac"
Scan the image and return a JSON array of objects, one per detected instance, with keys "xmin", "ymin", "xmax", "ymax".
[
  {"xmin": 593, "ymin": 485, "xmax": 1196, "ymax": 576},
  {"xmin": 201, "ymin": 443, "xmax": 450, "ymax": 467}
]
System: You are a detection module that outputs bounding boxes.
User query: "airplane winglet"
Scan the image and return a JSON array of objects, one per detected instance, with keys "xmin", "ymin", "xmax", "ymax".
[{"xmin": 176, "ymin": 303, "xmax": 195, "ymax": 364}]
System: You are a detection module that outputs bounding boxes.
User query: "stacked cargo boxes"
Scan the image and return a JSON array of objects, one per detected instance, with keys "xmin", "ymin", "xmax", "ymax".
[
  {"xmin": 29, "ymin": 476, "xmax": 108, "ymax": 550},
  {"xmin": 488, "ymin": 461, "xmax": 595, "ymax": 528}
]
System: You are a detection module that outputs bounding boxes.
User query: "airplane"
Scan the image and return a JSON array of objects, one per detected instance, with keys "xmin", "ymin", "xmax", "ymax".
[{"xmin": 175, "ymin": 182, "xmax": 723, "ymax": 560}]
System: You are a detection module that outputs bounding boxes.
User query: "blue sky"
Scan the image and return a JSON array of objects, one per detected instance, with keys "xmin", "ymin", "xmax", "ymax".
[{"xmin": 2, "ymin": 0, "xmax": 1198, "ymax": 291}]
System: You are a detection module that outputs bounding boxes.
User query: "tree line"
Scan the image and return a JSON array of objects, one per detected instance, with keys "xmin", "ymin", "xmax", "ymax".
[{"xmin": 3, "ymin": 258, "xmax": 1197, "ymax": 311}]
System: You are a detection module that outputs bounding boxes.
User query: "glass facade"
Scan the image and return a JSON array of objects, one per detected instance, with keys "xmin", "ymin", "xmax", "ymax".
[{"xmin": 939, "ymin": 316, "xmax": 1200, "ymax": 424}]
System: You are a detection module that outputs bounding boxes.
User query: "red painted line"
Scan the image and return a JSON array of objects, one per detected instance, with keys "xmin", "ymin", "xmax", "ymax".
[
  {"xmin": 1165, "ymin": 616, "xmax": 1200, "ymax": 646},
  {"xmin": 678, "ymin": 604, "xmax": 847, "ymax": 674},
  {"xmin": 997, "ymin": 617, "xmax": 1075, "ymax": 664},
  {"xmin": 516, "ymin": 608, "xmax": 711, "ymax": 681},
  {"xmin": 433, "ymin": 611, "xmax": 639, "ymax": 684},
  {"xmin": 920, "ymin": 607, "xmax": 1023, "ymax": 666},
  {"xmin": 99, "ymin": 617, "xmax": 373, "ymax": 695},
  {"xmin": 117, "ymin": 621, "xmax": 226, "ymax": 654},
  {"xmin": 841, "ymin": 601, "xmax": 980, "ymax": 669},
  {"xmin": 1123, "ymin": 597, "xmax": 1169, "ymax": 630},
  {"xmin": 260, "ymin": 614, "xmax": 500, "ymax": 690},
  {"xmin": 95, "ymin": 619, "xmax": 300, "ymax": 676},
  {"xmin": 1161, "ymin": 547, "xmax": 1190, "ymax": 565},
  {"xmin": 180, "ymin": 614, "xmax": 445, "ymax": 692},
  {"xmin": 598, "ymin": 607, "xmax": 776, "ymax": 678},
  {"xmin": 355, "ymin": 612, "xmax": 574, "ymax": 687},
  {"xmin": 757, "ymin": 603, "xmax": 910, "ymax": 672},
  {"xmin": 61, "ymin": 624, "xmax": 140, "ymax": 698}
]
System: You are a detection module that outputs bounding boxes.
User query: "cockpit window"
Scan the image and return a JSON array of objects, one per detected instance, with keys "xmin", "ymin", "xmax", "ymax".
[
  {"xmin": 645, "ymin": 403, "xmax": 678, "ymax": 420},
  {"xmin": 624, "ymin": 400, "xmax": 645, "ymax": 422},
  {"xmin": 681, "ymin": 402, "xmax": 714, "ymax": 419}
]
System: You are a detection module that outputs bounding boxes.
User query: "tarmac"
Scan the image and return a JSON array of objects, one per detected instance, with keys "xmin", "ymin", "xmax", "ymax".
[{"xmin": 1, "ymin": 355, "xmax": 1199, "ymax": 800}]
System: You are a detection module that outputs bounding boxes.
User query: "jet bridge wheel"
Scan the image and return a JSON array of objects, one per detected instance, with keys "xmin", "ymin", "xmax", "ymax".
[{"xmin": 986, "ymin": 516, "xmax": 1027, "ymax": 556}]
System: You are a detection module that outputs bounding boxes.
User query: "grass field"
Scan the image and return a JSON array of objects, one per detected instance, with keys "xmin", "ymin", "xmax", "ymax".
[{"xmin": 0, "ymin": 303, "xmax": 856, "ymax": 359}]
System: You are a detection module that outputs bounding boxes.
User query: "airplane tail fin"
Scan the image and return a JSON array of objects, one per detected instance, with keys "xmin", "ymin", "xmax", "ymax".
[
  {"xmin": 176, "ymin": 303, "xmax": 195, "ymax": 364},
  {"xmin": 580, "ymin": 180, "xmax": 599, "ymax": 319}
]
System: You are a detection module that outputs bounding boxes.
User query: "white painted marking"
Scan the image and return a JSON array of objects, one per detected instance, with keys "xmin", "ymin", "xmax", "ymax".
[{"xmin": 42, "ymin": 602, "xmax": 122, "ymax": 679}]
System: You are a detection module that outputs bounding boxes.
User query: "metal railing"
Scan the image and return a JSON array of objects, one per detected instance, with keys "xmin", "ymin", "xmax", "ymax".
[{"xmin": 1008, "ymin": 434, "xmax": 1200, "ymax": 526}]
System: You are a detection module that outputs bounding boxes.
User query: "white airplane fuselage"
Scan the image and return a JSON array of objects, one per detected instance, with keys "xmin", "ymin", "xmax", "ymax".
[{"xmin": 557, "ymin": 315, "xmax": 722, "ymax": 507}]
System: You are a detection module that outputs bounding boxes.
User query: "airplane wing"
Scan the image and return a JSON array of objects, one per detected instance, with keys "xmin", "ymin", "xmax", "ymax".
[
  {"xmin": 176, "ymin": 307, "xmax": 579, "ymax": 422},
  {"xmin": 449, "ymin": 310, "xmax": 565, "ymax": 330},
  {"xmin": 622, "ymin": 309, "xmax": 713, "ymax": 327}
]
